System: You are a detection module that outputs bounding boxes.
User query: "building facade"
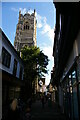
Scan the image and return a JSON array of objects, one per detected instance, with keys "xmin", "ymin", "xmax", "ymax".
[
  {"xmin": 14, "ymin": 9, "xmax": 37, "ymax": 51},
  {"xmin": 52, "ymin": 3, "xmax": 80, "ymax": 120},
  {"xmin": 0, "ymin": 28, "xmax": 24, "ymax": 108},
  {"xmin": 14, "ymin": 9, "xmax": 38, "ymax": 96},
  {"xmin": 38, "ymin": 78, "xmax": 46, "ymax": 93}
]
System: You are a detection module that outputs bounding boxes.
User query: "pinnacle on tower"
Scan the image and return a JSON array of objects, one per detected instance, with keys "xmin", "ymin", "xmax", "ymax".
[
  {"xmin": 34, "ymin": 9, "xmax": 36, "ymax": 16},
  {"xmin": 19, "ymin": 10, "xmax": 21, "ymax": 15},
  {"xmin": 14, "ymin": 9, "xmax": 37, "ymax": 52}
]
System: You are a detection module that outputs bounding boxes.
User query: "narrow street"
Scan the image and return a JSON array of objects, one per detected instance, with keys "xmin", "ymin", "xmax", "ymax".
[
  {"xmin": 1, "ymin": 2, "xmax": 80, "ymax": 120},
  {"xmin": 31, "ymin": 100, "xmax": 66, "ymax": 120}
]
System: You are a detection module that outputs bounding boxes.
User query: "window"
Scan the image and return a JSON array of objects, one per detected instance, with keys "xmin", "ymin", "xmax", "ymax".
[
  {"xmin": 2, "ymin": 47, "xmax": 11, "ymax": 68},
  {"xmin": 72, "ymin": 70, "xmax": 76, "ymax": 85},
  {"xmin": 24, "ymin": 25, "xmax": 29, "ymax": 30},
  {"xmin": 27, "ymin": 26, "xmax": 29, "ymax": 30},
  {"xmin": 26, "ymin": 25, "xmax": 28, "ymax": 29},
  {"xmin": 13, "ymin": 59, "xmax": 17, "ymax": 76},
  {"xmin": 24, "ymin": 26, "xmax": 25, "ymax": 30},
  {"xmin": 24, "ymin": 22, "xmax": 29, "ymax": 30}
]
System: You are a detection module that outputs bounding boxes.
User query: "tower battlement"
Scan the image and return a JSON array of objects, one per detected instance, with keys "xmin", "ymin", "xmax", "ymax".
[{"xmin": 14, "ymin": 9, "xmax": 37, "ymax": 51}]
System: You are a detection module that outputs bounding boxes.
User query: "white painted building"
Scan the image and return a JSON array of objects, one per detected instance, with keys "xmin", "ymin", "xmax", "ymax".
[
  {"xmin": 0, "ymin": 28, "xmax": 24, "ymax": 80},
  {"xmin": 0, "ymin": 28, "xmax": 25, "ymax": 118}
]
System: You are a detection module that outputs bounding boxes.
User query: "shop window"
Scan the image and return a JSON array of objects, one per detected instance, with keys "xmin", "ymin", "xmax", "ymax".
[
  {"xmin": 2, "ymin": 47, "xmax": 11, "ymax": 68},
  {"xmin": 79, "ymin": 84, "xmax": 80, "ymax": 106},
  {"xmin": 13, "ymin": 59, "xmax": 17, "ymax": 76},
  {"xmin": 9, "ymin": 87, "xmax": 15, "ymax": 100},
  {"xmin": 69, "ymin": 74, "xmax": 71, "ymax": 79},
  {"xmin": 14, "ymin": 87, "xmax": 20, "ymax": 98},
  {"xmin": 72, "ymin": 69, "xmax": 79, "ymax": 120},
  {"xmin": 73, "ymin": 86, "xmax": 79, "ymax": 120},
  {"xmin": 69, "ymin": 74, "xmax": 72, "ymax": 93},
  {"xmin": 72, "ymin": 70, "xmax": 76, "ymax": 85},
  {"xmin": 9, "ymin": 87, "xmax": 20, "ymax": 100}
]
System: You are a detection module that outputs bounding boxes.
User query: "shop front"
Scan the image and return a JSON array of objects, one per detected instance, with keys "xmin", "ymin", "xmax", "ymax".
[{"xmin": 61, "ymin": 56, "xmax": 80, "ymax": 120}]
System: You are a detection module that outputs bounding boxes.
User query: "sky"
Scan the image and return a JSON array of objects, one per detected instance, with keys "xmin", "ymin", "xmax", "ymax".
[{"xmin": 1, "ymin": 2, "xmax": 56, "ymax": 85}]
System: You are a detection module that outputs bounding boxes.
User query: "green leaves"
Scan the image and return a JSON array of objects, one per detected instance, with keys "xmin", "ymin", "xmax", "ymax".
[{"xmin": 21, "ymin": 45, "xmax": 49, "ymax": 81}]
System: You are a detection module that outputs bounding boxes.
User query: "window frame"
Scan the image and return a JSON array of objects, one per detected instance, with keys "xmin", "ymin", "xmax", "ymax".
[{"xmin": 2, "ymin": 47, "xmax": 11, "ymax": 68}]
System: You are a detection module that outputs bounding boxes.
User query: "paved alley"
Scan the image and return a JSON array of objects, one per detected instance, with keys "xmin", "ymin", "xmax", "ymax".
[{"xmin": 31, "ymin": 100, "xmax": 66, "ymax": 120}]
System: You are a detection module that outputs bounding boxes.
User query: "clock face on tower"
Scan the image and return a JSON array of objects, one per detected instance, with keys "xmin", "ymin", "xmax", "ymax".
[{"xmin": 38, "ymin": 80, "xmax": 43, "ymax": 87}]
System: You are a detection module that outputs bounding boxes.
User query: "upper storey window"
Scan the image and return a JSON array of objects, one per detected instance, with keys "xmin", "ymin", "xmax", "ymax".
[
  {"xmin": 24, "ymin": 22, "xmax": 29, "ymax": 30},
  {"xmin": 2, "ymin": 47, "xmax": 11, "ymax": 68}
]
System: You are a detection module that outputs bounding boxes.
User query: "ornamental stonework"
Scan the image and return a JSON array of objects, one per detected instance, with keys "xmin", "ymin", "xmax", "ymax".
[{"xmin": 14, "ymin": 9, "xmax": 37, "ymax": 51}]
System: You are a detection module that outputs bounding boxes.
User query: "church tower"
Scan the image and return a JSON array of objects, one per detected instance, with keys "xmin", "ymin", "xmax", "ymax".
[{"xmin": 14, "ymin": 9, "xmax": 37, "ymax": 51}]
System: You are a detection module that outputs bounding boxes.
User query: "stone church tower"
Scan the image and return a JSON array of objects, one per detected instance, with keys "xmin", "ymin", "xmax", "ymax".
[
  {"xmin": 14, "ymin": 9, "xmax": 37, "ymax": 51},
  {"xmin": 14, "ymin": 9, "xmax": 38, "ymax": 94}
]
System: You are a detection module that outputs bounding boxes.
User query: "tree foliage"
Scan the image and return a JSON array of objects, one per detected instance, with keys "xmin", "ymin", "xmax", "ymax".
[{"xmin": 21, "ymin": 45, "xmax": 49, "ymax": 82}]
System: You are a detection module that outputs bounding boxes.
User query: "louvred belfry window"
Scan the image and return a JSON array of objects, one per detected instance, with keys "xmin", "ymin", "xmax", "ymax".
[{"xmin": 24, "ymin": 22, "xmax": 29, "ymax": 30}]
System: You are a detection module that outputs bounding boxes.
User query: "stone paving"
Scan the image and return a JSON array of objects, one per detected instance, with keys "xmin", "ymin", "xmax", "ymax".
[{"xmin": 30, "ymin": 100, "xmax": 66, "ymax": 120}]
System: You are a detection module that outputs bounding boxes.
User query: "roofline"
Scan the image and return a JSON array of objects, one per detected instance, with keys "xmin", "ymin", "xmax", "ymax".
[{"xmin": 0, "ymin": 28, "xmax": 24, "ymax": 66}]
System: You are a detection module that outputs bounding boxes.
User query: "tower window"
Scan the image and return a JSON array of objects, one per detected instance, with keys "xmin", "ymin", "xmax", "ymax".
[
  {"xmin": 28, "ymin": 26, "xmax": 29, "ymax": 30},
  {"xmin": 24, "ymin": 26, "xmax": 25, "ymax": 30},
  {"xmin": 24, "ymin": 22, "xmax": 29, "ymax": 30},
  {"xmin": 26, "ymin": 25, "xmax": 27, "ymax": 29},
  {"xmin": 26, "ymin": 25, "xmax": 29, "ymax": 30}
]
